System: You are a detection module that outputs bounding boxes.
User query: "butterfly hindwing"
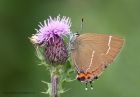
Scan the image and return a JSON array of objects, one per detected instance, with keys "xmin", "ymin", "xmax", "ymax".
[{"xmin": 71, "ymin": 33, "xmax": 124, "ymax": 77}]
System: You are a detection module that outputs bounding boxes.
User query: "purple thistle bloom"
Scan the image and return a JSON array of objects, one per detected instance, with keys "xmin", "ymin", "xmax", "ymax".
[
  {"xmin": 30, "ymin": 15, "xmax": 71, "ymax": 65},
  {"xmin": 45, "ymin": 34, "xmax": 68, "ymax": 65},
  {"xmin": 30, "ymin": 15, "xmax": 71, "ymax": 45}
]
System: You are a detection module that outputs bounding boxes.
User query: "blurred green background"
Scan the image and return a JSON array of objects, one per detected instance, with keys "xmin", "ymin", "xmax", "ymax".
[{"xmin": 0, "ymin": 0, "xmax": 140, "ymax": 97}]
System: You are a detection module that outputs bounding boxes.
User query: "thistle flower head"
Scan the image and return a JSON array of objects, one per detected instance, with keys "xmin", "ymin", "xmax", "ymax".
[
  {"xmin": 30, "ymin": 15, "xmax": 71, "ymax": 65},
  {"xmin": 45, "ymin": 34, "xmax": 68, "ymax": 65},
  {"xmin": 30, "ymin": 15, "xmax": 71, "ymax": 45}
]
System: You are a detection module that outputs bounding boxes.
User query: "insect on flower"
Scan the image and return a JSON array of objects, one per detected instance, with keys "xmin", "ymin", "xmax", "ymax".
[{"xmin": 70, "ymin": 19, "xmax": 124, "ymax": 90}]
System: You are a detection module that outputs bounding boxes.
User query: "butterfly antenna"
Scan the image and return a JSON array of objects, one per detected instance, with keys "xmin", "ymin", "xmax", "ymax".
[{"xmin": 80, "ymin": 18, "xmax": 84, "ymax": 33}]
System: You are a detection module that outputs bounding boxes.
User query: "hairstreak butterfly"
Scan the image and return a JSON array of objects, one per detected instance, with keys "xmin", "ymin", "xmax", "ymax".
[{"xmin": 70, "ymin": 19, "xmax": 124, "ymax": 90}]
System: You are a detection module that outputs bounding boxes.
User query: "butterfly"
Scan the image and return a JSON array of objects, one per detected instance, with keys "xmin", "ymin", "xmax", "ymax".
[{"xmin": 70, "ymin": 32, "xmax": 124, "ymax": 90}]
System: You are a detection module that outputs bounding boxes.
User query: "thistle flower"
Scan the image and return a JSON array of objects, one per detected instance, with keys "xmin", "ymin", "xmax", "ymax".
[
  {"xmin": 30, "ymin": 15, "xmax": 71, "ymax": 46},
  {"xmin": 30, "ymin": 15, "xmax": 75, "ymax": 97},
  {"xmin": 30, "ymin": 15, "xmax": 71, "ymax": 65},
  {"xmin": 45, "ymin": 34, "xmax": 68, "ymax": 65}
]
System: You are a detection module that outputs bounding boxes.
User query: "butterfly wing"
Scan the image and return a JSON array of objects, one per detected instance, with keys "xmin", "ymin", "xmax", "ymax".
[{"xmin": 71, "ymin": 33, "xmax": 124, "ymax": 76}]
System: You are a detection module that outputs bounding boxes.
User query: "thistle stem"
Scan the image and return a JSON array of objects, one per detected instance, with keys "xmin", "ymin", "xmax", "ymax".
[{"xmin": 51, "ymin": 74, "xmax": 59, "ymax": 97}]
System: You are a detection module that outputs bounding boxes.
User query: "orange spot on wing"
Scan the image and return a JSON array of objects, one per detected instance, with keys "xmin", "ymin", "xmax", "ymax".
[
  {"xmin": 85, "ymin": 72, "xmax": 92, "ymax": 79},
  {"xmin": 78, "ymin": 73, "xmax": 86, "ymax": 78},
  {"xmin": 78, "ymin": 72, "xmax": 92, "ymax": 79}
]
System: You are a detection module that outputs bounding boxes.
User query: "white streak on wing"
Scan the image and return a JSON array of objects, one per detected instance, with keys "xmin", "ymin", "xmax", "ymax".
[
  {"xmin": 73, "ymin": 57, "xmax": 80, "ymax": 73},
  {"xmin": 86, "ymin": 50, "xmax": 95, "ymax": 72},
  {"xmin": 106, "ymin": 36, "xmax": 112, "ymax": 54}
]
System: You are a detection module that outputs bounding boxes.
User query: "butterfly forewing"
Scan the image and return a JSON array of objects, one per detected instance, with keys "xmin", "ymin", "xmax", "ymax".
[{"xmin": 71, "ymin": 33, "xmax": 124, "ymax": 77}]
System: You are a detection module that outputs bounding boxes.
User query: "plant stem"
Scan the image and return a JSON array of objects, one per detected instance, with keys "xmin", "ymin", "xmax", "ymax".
[{"xmin": 51, "ymin": 70, "xmax": 59, "ymax": 97}]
